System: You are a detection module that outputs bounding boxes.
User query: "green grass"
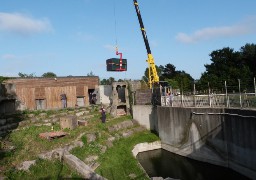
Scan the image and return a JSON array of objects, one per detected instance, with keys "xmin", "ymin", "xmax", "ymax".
[
  {"xmin": 1, "ymin": 107, "xmax": 160, "ymax": 180},
  {"xmin": 5, "ymin": 159, "xmax": 82, "ymax": 180},
  {"xmin": 96, "ymin": 131, "xmax": 159, "ymax": 180}
]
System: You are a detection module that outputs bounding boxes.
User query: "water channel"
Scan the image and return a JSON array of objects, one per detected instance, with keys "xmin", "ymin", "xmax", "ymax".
[{"xmin": 137, "ymin": 149, "xmax": 250, "ymax": 180}]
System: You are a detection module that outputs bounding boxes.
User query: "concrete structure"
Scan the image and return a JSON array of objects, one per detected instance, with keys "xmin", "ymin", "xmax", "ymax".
[
  {"xmin": 132, "ymin": 105, "xmax": 256, "ymax": 179},
  {"xmin": 3, "ymin": 76, "xmax": 99, "ymax": 110},
  {"xmin": 95, "ymin": 85, "xmax": 112, "ymax": 105},
  {"xmin": 0, "ymin": 84, "xmax": 16, "ymax": 114},
  {"xmin": 132, "ymin": 105, "xmax": 158, "ymax": 132},
  {"xmin": 110, "ymin": 82, "xmax": 130, "ymax": 117},
  {"xmin": 60, "ymin": 115, "xmax": 78, "ymax": 130}
]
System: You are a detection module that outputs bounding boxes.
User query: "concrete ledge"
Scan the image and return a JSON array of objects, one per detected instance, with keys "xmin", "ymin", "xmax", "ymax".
[{"xmin": 132, "ymin": 141, "xmax": 161, "ymax": 157}]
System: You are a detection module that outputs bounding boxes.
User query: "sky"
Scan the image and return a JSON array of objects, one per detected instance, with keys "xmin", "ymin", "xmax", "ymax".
[{"xmin": 1, "ymin": 0, "xmax": 256, "ymax": 81}]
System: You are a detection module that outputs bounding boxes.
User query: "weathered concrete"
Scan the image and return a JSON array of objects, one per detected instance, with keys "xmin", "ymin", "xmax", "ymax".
[
  {"xmin": 95, "ymin": 85, "xmax": 112, "ymax": 105},
  {"xmin": 157, "ymin": 107, "xmax": 256, "ymax": 179},
  {"xmin": 108, "ymin": 120, "xmax": 134, "ymax": 132},
  {"xmin": 16, "ymin": 160, "xmax": 36, "ymax": 171},
  {"xmin": 132, "ymin": 105, "xmax": 158, "ymax": 132},
  {"xmin": 63, "ymin": 153, "xmax": 106, "ymax": 180},
  {"xmin": 132, "ymin": 141, "xmax": 161, "ymax": 157},
  {"xmin": 60, "ymin": 115, "xmax": 78, "ymax": 130}
]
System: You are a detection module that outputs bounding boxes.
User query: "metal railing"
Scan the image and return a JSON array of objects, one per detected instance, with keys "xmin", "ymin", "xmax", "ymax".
[{"xmin": 161, "ymin": 93, "xmax": 256, "ymax": 109}]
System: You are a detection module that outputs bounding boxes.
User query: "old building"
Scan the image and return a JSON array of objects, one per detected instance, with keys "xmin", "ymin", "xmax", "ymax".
[{"xmin": 3, "ymin": 76, "xmax": 99, "ymax": 110}]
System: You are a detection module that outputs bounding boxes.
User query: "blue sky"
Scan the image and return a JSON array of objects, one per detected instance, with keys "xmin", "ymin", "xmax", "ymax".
[{"xmin": 1, "ymin": 0, "xmax": 256, "ymax": 81}]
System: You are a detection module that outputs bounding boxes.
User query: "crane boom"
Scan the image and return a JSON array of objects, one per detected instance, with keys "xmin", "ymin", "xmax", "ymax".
[{"xmin": 133, "ymin": 0, "xmax": 159, "ymax": 89}]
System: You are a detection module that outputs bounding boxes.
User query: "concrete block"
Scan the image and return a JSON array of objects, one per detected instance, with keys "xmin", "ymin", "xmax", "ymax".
[
  {"xmin": 60, "ymin": 115, "xmax": 78, "ymax": 130},
  {"xmin": 108, "ymin": 120, "xmax": 134, "ymax": 132},
  {"xmin": 78, "ymin": 120, "xmax": 88, "ymax": 126},
  {"xmin": 63, "ymin": 154, "xmax": 105, "ymax": 180},
  {"xmin": 16, "ymin": 160, "xmax": 36, "ymax": 171}
]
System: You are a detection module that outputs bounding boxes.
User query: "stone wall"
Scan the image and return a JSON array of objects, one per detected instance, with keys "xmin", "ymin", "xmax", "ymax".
[{"xmin": 0, "ymin": 114, "xmax": 20, "ymax": 137}]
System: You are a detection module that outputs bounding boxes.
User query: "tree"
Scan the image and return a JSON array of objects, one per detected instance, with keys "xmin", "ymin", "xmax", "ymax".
[
  {"xmin": 173, "ymin": 71, "xmax": 194, "ymax": 93},
  {"xmin": 161, "ymin": 63, "xmax": 176, "ymax": 80},
  {"xmin": 142, "ymin": 65, "xmax": 162, "ymax": 85},
  {"xmin": 87, "ymin": 71, "xmax": 95, "ymax": 76},
  {"xmin": 100, "ymin": 77, "xmax": 116, "ymax": 85},
  {"xmin": 198, "ymin": 46, "xmax": 253, "ymax": 93},
  {"xmin": 0, "ymin": 76, "xmax": 9, "ymax": 83},
  {"xmin": 42, "ymin": 72, "xmax": 57, "ymax": 78},
  {"xmin": 240, "ymin": 43, "xmax": 256, "ymax": 77},
  {"xmin": 18, "ymin": 72, "xmax": 36, "ymax": 78}
]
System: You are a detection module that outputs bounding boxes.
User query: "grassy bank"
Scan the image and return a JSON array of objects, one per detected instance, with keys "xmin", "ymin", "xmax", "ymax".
[{"xmin": 1, "ymin": 106, "xmax": 159, "ymax": 179}]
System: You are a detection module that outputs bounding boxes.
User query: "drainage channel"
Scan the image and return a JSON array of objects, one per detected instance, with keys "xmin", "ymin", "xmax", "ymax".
[{"xmin": 137, "ymin": 148, "xmax": 250, "ymax": 180}]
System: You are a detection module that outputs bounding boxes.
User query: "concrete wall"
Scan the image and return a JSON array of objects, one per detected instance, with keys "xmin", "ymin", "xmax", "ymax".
[
  {"xmin": 132, "ymin": 105, "xmax": 158, "ymax": 133},
  {"xmin": 95, "ymin": 85, "xmax": 112, "ymax": 105},
  {"xmin": 157, "ymin": 106, "xmax": 256, "ymax": 179}
]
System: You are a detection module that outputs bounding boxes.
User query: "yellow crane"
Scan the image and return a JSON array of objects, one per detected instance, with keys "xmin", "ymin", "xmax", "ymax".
[{"xmin": 133, "ymin": 0, "xmax": 159, "ymax": 89}]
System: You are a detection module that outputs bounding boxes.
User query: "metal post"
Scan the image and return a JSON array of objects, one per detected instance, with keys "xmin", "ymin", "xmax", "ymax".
[
  {"xmin": 225, "ymin": 81, "xmax": 228, "ymax": 107},
  {"xmin": 238, "ymin": 79, "xmax": 242, "ymax": 108},
  {"xmin": 254, "ymin": 77, "xmax": 256, "ymax": 96},
  {"xmin": 208, "ymin": 82, "xmax": 211, "ymax": 107},
  {"xmin": 193, "ymin": 82, "xmax": 196, "ymax": 107}
]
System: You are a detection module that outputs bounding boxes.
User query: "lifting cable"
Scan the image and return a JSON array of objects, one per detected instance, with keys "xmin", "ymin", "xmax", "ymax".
[
  {"xmin": 113, "ymin": 0, "xmax": 118, "ymax": 47},
  {"xmin": 113, "ymin": 0, "xmax": 125, "ymax": 72}
]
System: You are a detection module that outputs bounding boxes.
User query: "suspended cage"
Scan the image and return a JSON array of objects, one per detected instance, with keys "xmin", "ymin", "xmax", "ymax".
[{"xmin": 106, "ymin": 58, "xmax": 127, "ymax": 72}]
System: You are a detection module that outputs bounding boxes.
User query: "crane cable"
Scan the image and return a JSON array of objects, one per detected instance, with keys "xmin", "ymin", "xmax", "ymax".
[
  {"xmin": 113, "ymin": 0, "xmax": 118, "ymax": 48},
  {"xmin": 113, "ymin": 0, "xmax": 126, "ymax": 72}
]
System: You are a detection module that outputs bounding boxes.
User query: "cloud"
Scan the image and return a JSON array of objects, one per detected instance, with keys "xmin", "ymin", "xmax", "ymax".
[
  {"xmin": 1, "ymin": 54, "xmax": 17, "ymax": 60},
  {"xmin": 176, "ymin": 16, "xmax": 256, "ymax": 43},
  {"xmin": 75, "ymin": 32, "xmax": 95, "ymax": 42},
  {"xmin": 0, "ymin": 12, "xmax": 53, "ymax": 36},
  {"xmin": 103, "ymin": 44, "xmax": 116, "ymax": 51}
]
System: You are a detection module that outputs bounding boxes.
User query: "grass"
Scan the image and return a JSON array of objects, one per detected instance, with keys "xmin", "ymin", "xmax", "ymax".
[
  {"xmin": 1, "ymin": 107, "xmax": 160, "ymax": 179},
  {"xmin": 96, "ymin": 131, "xmax": 159, "ymax": 180},
  {"xmin": 5, "ymin": 159, "xmax": 82, "ymax": 180}
]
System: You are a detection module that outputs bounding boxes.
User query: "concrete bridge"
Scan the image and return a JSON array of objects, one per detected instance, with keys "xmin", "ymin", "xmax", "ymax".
[{"xmin": 133, "ymin": 105, "xmax": 256, "ymax": 179}]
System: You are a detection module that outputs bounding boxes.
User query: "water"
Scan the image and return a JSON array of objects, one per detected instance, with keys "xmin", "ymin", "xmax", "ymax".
[{"xmin": 137, "ymin": 149, "xmax": 250, "ymax": 180}]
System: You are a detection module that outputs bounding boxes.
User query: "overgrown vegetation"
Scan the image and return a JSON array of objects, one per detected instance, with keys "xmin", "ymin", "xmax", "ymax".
[{"xmin": 1, "ymin": 106, "xmax": 159, "ymax": 179}]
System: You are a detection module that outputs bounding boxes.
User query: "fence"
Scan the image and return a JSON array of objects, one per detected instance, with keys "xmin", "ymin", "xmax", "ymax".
[{"xmin": 161, "ymin": 93, "xmax": 256, "ymax": 109}]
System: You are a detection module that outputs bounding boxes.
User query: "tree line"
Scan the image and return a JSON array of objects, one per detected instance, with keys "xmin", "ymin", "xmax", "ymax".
[
  {"xmin": 1, "ymin": 43, "xmax": 255, "ymax": 93},
  {"xmin": 145, "ymin": 43, "xmax": 256, "ymax": 94}
]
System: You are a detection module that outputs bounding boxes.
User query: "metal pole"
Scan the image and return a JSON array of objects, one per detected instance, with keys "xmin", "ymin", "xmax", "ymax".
[
  {"xmin": 193, "ymin": 82, "xmax": 196, "ymax": 107},
  {"xmin": 254, "ymin": 77, "xmax": 256, "ymax": 96},
  {"xmin": 225, "ymin": 81, "xmax": 228, "ymax": 107},
  {"xmin": 238, "ymin": 79, "xmax": 242, "ymax": 108},
  {"xmin": 208, "ymin": 82, "xmax": 210, "ymax": 107}
]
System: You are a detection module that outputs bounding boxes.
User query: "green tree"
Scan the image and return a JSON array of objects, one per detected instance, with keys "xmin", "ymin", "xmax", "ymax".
[
  {"xmin": 100, "ymin": 77, "xmax": 116, "ymax": 85},
  {"xmin": 87, "ymin": 71, "xmax": 95, "ymax": 76},
  {"xmin": 0, "ymin": 76, "xmax": 9, "ymax": 83},
  {"xmin": 173, "ymin": 71, "xmax": 194, "ymax": 93},
  {"xmin": 42, "ymin": 72, "xmax": 57, "ymax": 78},
  {"xmin": 18, "ymin": 72, "xmax": 36, "ymax": 78},
  {"xmin": 161, "ymin": 63, "xmax": 176, "ymax": 80},
  {"xmin": 199, "ymin": 46, "xmax": 253, "ymax": 93},
  {"xmin": 142, "ymin": 65, "xmax": 162, "ymax": 85},
  {"xmin": 240, "ymin": 43, "xmax": 256, "ymax": 77}
]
